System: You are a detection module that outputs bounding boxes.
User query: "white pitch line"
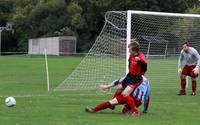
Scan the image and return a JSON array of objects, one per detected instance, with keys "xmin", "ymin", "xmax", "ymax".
[
  {"xmin": 0, "ymin": 93, "xmax": 111, "ymax": 98},
  {"xmin": 0, "ymin": 94, "xmax": 48, "ymax": 98},
  {"xmin": 0, "ymin": 94, "xmax": 198, "ymax": 106},
  {"xmin": 153, "ymin": 101, "xmax": 198, "ymax": 106}
]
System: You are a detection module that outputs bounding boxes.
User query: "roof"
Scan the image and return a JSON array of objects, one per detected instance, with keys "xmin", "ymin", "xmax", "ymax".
[{"xmin": 140, "ymin": 36, "xmax": 169, "ymax": 44}]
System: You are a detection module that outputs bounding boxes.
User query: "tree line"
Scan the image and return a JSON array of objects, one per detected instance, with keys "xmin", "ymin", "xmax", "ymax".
[{"xmin": 0, "ymin": 0, "xmax": 199, "ymax": 53}]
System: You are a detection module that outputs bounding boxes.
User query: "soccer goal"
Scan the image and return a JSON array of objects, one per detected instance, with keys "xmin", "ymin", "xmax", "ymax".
[{"xmin": 54, "ymin": 10, "xmax": 200, "ymax": 91}]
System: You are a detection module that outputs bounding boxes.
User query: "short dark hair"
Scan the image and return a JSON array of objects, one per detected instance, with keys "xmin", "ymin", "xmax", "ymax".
[
  {"xmin": 183, "ymin": 40, "xmax": 189, "ymax": 46},
  {"xmin": 128, "ymin": 40, "xmax": 140, "ymax": 52}
]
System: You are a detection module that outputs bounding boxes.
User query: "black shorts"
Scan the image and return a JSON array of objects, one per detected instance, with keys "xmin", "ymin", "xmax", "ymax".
[{"xmin": 121, "ymin": 73, "xmax": 142, "ymax": 89}]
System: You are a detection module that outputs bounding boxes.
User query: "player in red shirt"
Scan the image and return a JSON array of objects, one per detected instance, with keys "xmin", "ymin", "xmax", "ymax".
[
  {"xmin": 113, "ymin": 40, "xmax": 147, "ymax": 91},
  {"xmin": 101, "ymin": 40, "xmax": 147, "ymax": 115},
  {"xmin": 85, "ymin": 75, "xmax": 150, "ymax": 117},
  {"xmin": 116, "ymin": 40, "xmax": 147, "ymax": 116}
]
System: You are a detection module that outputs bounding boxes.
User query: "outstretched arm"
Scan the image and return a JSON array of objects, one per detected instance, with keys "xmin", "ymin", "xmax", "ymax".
[
  {"xmin": 178, "ymin": 50, "xmax": 184, "ymax": 75},
  {"xmin": 192, "ymin": 49, "xmax": 200, "ymax": 75},
  {"xmin": 99, "ymin": 84, "xmax": 113, "ymax": 89},
  {"xmin": 99, "ymin": 77, "xmax": 125, "ymax": 89}
]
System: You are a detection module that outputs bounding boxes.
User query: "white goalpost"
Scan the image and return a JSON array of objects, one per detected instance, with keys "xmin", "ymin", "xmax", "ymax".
[
  {"xmin": 54, "ymin": 10, "xmax": 200, "ymax": 91},
  {"xmin": 44, "ymin": 48, "xmax": 50, "ymax": 91}
]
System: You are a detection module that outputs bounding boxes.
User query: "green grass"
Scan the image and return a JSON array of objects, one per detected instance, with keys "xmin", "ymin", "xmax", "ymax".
[{"xmin": 0, "ymin": 55, "xmax": 200, "ymax": 125}]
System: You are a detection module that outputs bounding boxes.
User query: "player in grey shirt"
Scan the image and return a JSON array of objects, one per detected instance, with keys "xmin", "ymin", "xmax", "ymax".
[{"xmin": 178, "ymin": 41, "xmax": 200, "ymax": 96}]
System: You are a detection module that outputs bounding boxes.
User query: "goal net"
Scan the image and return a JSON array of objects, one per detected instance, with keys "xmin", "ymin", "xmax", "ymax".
[{"xmin": 55, "ymin": 10, "xmax": 200, "ymax": 91}]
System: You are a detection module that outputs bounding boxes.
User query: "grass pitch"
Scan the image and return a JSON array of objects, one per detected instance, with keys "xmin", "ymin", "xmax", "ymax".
[{"xmin": 0, "ymin": 55, "xmax": 199, "ymax": 125}]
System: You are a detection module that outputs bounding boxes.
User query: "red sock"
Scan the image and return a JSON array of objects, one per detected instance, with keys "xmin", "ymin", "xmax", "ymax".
[
  {"xmin": 112, "ymin": 88, "xmax": 121, "ymax": 98},
  {"xmin": 93, "ymin": 102, "xmax": 112, "ymax": 112},
  {"xmin": 192, "ymin": 80, "xmax": 196, "ymax": 92},
  {"xmin": 181, "ymin": 78, "xmax": 186, "ymax": 92},
  {"xmin": 124, "ymin": 96, "xmax": 138, "ymax": 113}
]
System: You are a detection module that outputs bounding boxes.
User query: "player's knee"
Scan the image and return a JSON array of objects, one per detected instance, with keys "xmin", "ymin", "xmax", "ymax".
[
  {"xmin": 109, "ymin": 98, "xmax": 118, "ymax": 105},
  {"xmin": 181, "ymin": 75, "xmax": 186, "ymax": 79},
  {"xmin": 122, "ymin": 86, "xmax": 133, "ymax": 97},
  {"xmin": 122, "ymin": 90, "xmax": 130, "ymax": 97},
  {"xmin": 190, "ymin": 73, "xmax": 198, "ymax": 79}
]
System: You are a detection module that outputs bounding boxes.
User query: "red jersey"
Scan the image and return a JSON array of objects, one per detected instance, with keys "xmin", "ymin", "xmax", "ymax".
[{"xmin": 128, "ymin": 52, "xmax": 147, "ymax": 76}]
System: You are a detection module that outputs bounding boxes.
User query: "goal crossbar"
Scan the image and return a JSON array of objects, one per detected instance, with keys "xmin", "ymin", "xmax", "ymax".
[{"xmin": 128, "ymin": 10, "xmax": 200, "ymax": 17}]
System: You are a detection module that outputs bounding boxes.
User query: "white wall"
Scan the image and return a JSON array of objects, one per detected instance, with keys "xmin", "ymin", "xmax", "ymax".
[{"xmin": 29, "ymin": 37, "xmax": 59, "ymax": 55}]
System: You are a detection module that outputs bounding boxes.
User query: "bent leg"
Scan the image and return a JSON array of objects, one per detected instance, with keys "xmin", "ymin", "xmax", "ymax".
[
  {"xmin": 181, "ymin": 74, "xmax": 186, "ymax": 92},
  {"xmin": 122, "ymin": 86, "xmax": 138, "ymax": 114},
  {"xmin": 178, "ymin": 74, "xmax": 187, "ymax": 95},
  {"xmin": 91, "ymin": 97, "xmax": 122, "ymax": 112}
]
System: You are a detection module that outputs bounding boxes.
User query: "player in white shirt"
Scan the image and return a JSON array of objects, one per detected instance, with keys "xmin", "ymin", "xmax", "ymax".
[{"xmin": 178, "ymin": 41, "xmax": 200, "ymax": 96}]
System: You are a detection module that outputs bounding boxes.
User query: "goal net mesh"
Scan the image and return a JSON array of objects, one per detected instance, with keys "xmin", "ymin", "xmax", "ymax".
[{"xmin": 55, "ymin": 11, "xmax": 200, "ymax": 91}]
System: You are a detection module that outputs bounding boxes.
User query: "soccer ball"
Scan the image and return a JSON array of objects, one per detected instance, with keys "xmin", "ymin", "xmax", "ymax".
[{"xmin": 5, "ymin": 97, "xmax": 16, "ymax": 107}]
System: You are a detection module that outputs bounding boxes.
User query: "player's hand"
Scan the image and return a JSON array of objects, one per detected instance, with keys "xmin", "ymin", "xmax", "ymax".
[
  {"xmin": 178, "ymin": 68, "xmax": 182, "ymax": 76},
  {"xmin": 99, "ymin": 84, "xmax": 110, "ymax": 89},
  {"xmin": 193, "ymin": 66, "xmax": 199, "ymax": 75},
  {"xmin": 135, "ymin": 57, "xmax": 140, "ymax": 61}
]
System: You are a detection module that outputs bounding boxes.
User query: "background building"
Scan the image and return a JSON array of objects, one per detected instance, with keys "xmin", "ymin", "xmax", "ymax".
[{"xmin": 28, "ymin": 36, "xmax": 76, "ymax": 55}]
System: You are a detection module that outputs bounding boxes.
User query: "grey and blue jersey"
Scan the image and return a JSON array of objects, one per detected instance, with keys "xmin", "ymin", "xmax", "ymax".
[
  {"xmin": 178, "ymin": 47, "xmax": 200, "ymax": 68},
  {"xmin": 132, "ymin": 76, "xmax": 150, "ymax": 103},
  {"xmin": 111, "ymin": 76, "xmax": 125, "ymax": 86}
]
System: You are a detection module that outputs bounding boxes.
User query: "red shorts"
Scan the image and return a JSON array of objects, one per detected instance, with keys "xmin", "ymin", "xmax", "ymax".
[{"xmin": 182, "ymin": 65, "xmax": 198, "ymax": 78}]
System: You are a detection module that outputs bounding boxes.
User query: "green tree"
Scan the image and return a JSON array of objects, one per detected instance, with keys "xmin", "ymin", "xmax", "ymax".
[
  {"xmin": 1, "ymin": 0, "xmax": 200, "ymax": 52},
  {"xmin": 10, "ymin": 0, "xmax": 71, "ymax": 51},
  {"xmin": 0, "ymin": 0, "xmax": 13, "ymax": 24}
]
